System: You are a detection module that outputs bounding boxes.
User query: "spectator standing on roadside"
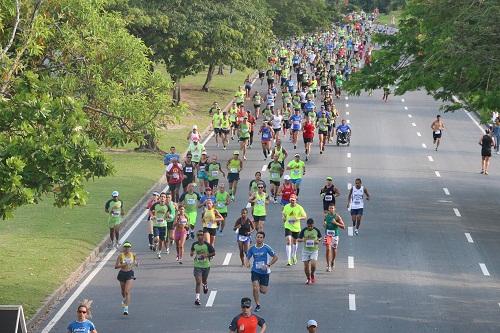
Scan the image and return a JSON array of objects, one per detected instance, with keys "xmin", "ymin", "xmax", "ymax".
[
  {"xmin": 479, "ymin": 128, "xmax": 494, "ymax": 175},
  {"xmin": 493, "ymin": 117, "xmax": 500, "ymax": 155}
]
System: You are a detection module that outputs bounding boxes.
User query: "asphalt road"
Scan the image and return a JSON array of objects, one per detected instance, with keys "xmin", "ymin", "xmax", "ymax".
[{"xmin": 38, "ymin": 73, "xmax": 500, "ymax": 333}]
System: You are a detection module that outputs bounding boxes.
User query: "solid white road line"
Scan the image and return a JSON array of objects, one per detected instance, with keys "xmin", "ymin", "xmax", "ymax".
[
  {"xmin": 479, "ymin": 263, "xmax": 490, "ymax": 276},
  {"xmin": 435, "ymin": 171, "xmax": 441, "ymax": 177},
  {"xmin": 417, "ymin": 132, "xmax": 421, "ymax": 137},
  {"xmin": 411, "ymin": 122, "xmax": 416, "ymax": 127},
  {"xmin": 206, "ymin": 290, "xmax": 218, "ymax": 307},
  {"xmin": 453, "ymin": 208, "xmax": 461, "ymax": 217},
  {"xmin": 347, "ymin": 183, "xmax": 352, "ymax": 190},
  {"xmin": 347, "ymin": 152, "xmax": 351, "ymax": 158},
  {"xmin": 348, "ymin": 227, "xmax": 354, "ymax": 236},
  {"xmin": 443, "ymin": 188, "xmax": 450, "ymax": 195},
  {"xmin": 422, "ymin": 143, "xmax": 427, "ymax": 148},
  {"xmin": 347, "ymin": 167, "xmax": 352, "ymax": 174},
  {"xmin": 464, "ymin": 110, "xmax": 485, "ymax": 134},
  {"xmin": 427, "ymin": 155, "xmax": 434, "ymax": 162},
  {"xmin": 349, "ymin": 294, "xmax": 356, "ymax": 311},
  {"xmin": 348, "ymin": 256, "xmax": 354, "ymax": 269},
  {"xmin": 222, "ymin": 253, "xmax": 232, "ymax": 266},
  {"xmin": 464, "ymin": 233, "xmax": 474, "ymax": 243},
  {"xmin": 261, "ymin": 164, "xmax": 267, "ymax": 172},
  {"xmin": 408, "ymin": 114, "xmax": 412, "ymax": 118}
]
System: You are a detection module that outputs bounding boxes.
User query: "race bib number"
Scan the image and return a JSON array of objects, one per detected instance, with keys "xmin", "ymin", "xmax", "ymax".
[
  {"xmin": 180, "ymin": 219, "xmax": 187, "ymax": 225},
  {"xmin": 196, "ymin": 254, "xmax": 205, "ymax": 261},
  {"xmin": 123, "ymin": 257, "xmax": 133, "ymax": 265},
  {"xmin": 111, "ymin": 211, "xmax": 120, "ymax": 217},
  {"xmin": 230, "ymin": 168, "xmax": 238, "ymax": 173},
  {"xmin": 187, "ymin": 198, "xmax": 196, "ymax": 205},
  {"xmin": 271, "ymin": 172, "xmax": 279, "ymax": 179},
  {"xmin": 256, "ymin": 261, "xmax": 267, "ymax": 270},
  {"xmin": 238, "ymin": 235, "xmax": 249, "ymax": 242},
  {"xmin": 211, "ymin": 171, "xmax": 218, "ymax": 177},
  {"xmin": 324, "ymin": 195, "xmax": 333, "ymax": 201},
  {"xmin": 193, "ymin": 153, "xmax": 200, "ymax": 159},
  {"xmin": 354, "ymin": 200, "xmax": 361, "ymax": 205},
  {"xmin": 185, "ymin": 167, "xmax": 193, "ymax": 173},
  {"xmin": 263, "ymin": 133, "xmax": 270, "ymax": 139},
  {"xmin": 156, "ymin": 218, "xmax": 164, "ymax": 223},
  {"xmin": 305, "ymin": 240, "xmax": 315, "ymax": 247},
  {"xmin": 256, "ymin": 199, "xmax": 265, "ymax": 205},
  {"xmin": 434, "ymin": 130, "xmax": 441, "ymax": 134},
  {"xmin": 288, "ymin": 217, "xmax": 296, "ymax": 223},
  {"xmin": 217, "ymin": 202, "xmax": 225, "ymax": 208},
  {"xmin": 172, "ymin": 172, "xmax": 179, "ymax": 179},
  {"xmin": 292, "ymin": 169, "xmax": 300, "ymax": 176},
  {"xmin": 326, "ymin": 230, "xmax": 335, "ymax": 236},
  {"xmin": 293, "ymin": 120, "xmax": 300, "ymax": 125}
]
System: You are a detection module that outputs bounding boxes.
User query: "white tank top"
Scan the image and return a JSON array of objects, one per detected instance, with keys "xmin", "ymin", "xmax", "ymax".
[
  {"xmin": 189, "ymin": 132, "xmax": 201, "ymax": 142},
  {"xmin": 351, "ymin": 186, "xmax": 364, "ymax": 209}
]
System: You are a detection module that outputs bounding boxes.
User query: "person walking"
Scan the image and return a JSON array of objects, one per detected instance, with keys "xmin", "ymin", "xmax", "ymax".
[
  {"xmin": 228, "ymin": 297, "xmax": 267, "ymax": 333},
  {"xmin": 114, "ymin": 241, "xmax": 138, "ymax": 315},
  {"xmin": 493, "ymin": 117, "xmax": 500, "ymax": 154},
  {"xmin": 479, "ymin": 128, "xmax": 494, "ymax": 175},
  {"xmin": 67, "ymin": 300, "xmax": 97, "ymax": 333}
]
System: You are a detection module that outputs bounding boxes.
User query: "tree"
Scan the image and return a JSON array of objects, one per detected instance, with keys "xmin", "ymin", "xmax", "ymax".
[
  {"xmin": 345, "ymin": 0, "xmax": 500, "ymax": 121},
  {"xmin": 266, "ymin": 0, "xmax": 335, "ymax": 39},
  {"xmin": 0, "ymin": 0, "xmax": 177, "ymax": 218}
]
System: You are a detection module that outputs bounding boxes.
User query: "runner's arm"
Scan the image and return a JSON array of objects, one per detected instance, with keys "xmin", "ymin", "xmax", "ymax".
[
  {"xmin": 335, "ymin": 215, "xmax": 346, "ymax": 229},
  {"xmin": 364, "ymin": 187, "xmax": 370, "ymax": 200},
  {"xmin": 347, "ymin": 188, "xmax": 353, "ymax": 207},
  {"xmin": 335, "ymin": 187, "xmax": 341, "ymax": 197}
]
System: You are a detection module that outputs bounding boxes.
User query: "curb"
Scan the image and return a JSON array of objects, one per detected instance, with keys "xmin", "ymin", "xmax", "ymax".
[{"xmin": 28, "ymin": 70, "xmax": 257, "ymax": 333}]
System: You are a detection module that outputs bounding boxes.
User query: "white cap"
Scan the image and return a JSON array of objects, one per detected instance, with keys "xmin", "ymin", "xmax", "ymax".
[
  {"xmin": 112, "ymin": 191, "xmax": 119, "ymax": 197},
  {"xmin": 192, "ymin": 125, "xmax": 198, "ymax": 129},
  {"xmin": 307, "ymin": 320, "xmax": 317, "ymax": 328},
  {"xmin": 284, "ymin": 175, "xmax": 291, "ymax": 180}
]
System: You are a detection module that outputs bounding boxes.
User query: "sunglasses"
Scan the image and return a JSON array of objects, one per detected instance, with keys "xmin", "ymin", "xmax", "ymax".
[
  {"xmin": 241, "ymin": 305, "xmax": 251, "ymax": 309},
  {"xmin": 258, "ymin": 186, "xmax": 264, "ymax": 189},
  {"xmin": 78, "ymin": 310, "xmax": 87, "ymax": 314}
]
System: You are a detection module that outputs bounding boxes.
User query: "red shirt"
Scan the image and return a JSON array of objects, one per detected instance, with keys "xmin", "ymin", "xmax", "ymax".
[
  {"xmin": 229, "ymin": 313, "xmax": 265, "ymax": 333},
  {"xmin": 281, "ymin": 183, "xmax": 295, "ymax": 201},
  {"xmin": 166, "ymin": 162, "xmax": 183, "ymax": 184},
  {"xmin": 303, "ymin": 122, "xmax": 315, "ymax": 139}
]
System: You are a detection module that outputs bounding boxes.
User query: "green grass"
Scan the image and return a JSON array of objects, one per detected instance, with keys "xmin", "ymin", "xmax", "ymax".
[
  {"xmin": 377, "ymin": 9, "xmax": 403, "ymax": 27},
  {"xmin": 0, "ymin": 67, "xmax": 252, "ymax": 319}
]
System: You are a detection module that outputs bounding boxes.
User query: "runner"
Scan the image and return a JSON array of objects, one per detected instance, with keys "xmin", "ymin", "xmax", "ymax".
[
  {"xmin": 187, "ymin": 125, "xmax": 202, "ymax": 144},
  {"xmin": 317, "ymin": 110, "xmax": 329, "ymax": 154},
  {"xmin": 253, "ymin": 91, "xmax": 262, "ymax": 119},
  {"xmin": 173, "ymin": 205, "xmax": 189, "ymax": 263},
  {"xmin": 320, "ymin": 177, "xmax": 340, "ymax": 214},
  {"xmin": 249, "ymin": 171, "xmax": 266, "ymax": 195},
  {"xmin": 229, "ymin": 102, "xmax": 239, "ymax": 140},
  {"xmin": 188, "ymin": 137, "xmax": 205, "ymax": 165},
  {"xmin": 306, "ymin": 320, "xmax": 318, "ymax": 333},
  {"xmin": 220, "ymin": 111, "xmax": 231, "ymax": 149},
  {"xmin": 278, "ymin": 175, "xmax": 295, "ymax": 206},
  {"xmin": 165, "ymin": 192, "xmax": 177, "ymax": 254},
  {"xmin": 67, "ymin": 301, "xmax": 97, "ymax": 333},
  {"xmin": 227, "ymin": 151, "xmax": 243, "ymax": 199},
  {"xmin": 287, "ymin": 153, "xmax": 306, "ymax": 196},
  {"xmin": 282, "ymin": 106, "xmax": 291, "ymax": 138},
  {"xmin": 246, "ymin": 110, "xmax": 256, "ymax": 148},
  {"xmin": 163, "ymin": 146, "xmax": 180, "ymax": 166},
  {"xmin": 431, "ymin": 114, "xmax": 445, "ymax": 151},
  {"xmin": 233, "ymin": 208, "xmax": 255, "ymax": 266},
  {"xmin": 271, "ymin": 139, "xmax": 288, "ymax": 168},
  {"xmin": 238, "ymin": 117, "xmax": 251, "ymax": 160},
  {"xmin": 290, "ymin": 109, "xmax": 303, "ymax": 149},
  {"xmin": 259, "ymin": 122, "xmax": 274, "ymax": 160},
  {"xmin": 302, "ymin": 116, "xmax": 315, "ymax": 161},
  {"xmin": 347, "ymin": 178, "xmax": 370, "ymax": 235},
  {"xmin": 268, "ymin": 154, "xmax": 284, "ymax": 203},
  {"xmin": 145, "ymin": 191, "xmax": 159, "ymax": 251},
  {"xmin": 228, "ymin": 298, "xmax": 267, "ymax": 333},
  {"xmin": 235, "ymin": 86, "xmax": 245, "ymax": 107},
  {"xmin": 271, "ymin": 111, "xmax": 283, "ymax": 141},
  {"xmin": 166, "ymin": 156, "xmax": 183, "ymax": 202},
  {"xmin": 244, "ymin": 76, "xmax": 253, "ymax": 98},
  {"xmin": 249, "ymin": 183, "xmax": 269, "ymax": 232},
  {"xmin": 196, "ymin": 152, "xmax": 209, "ymax": 193},
  {"xmin": 212, "ymin": 107, "xmax": 222, "ymax": 148},
  {"xmin": 201, "ymin": 199, "xmax": 224, "ymax": 245},
  {"xmin": 297, "ymin": 219, "xmax": 322, "ymax": 284},
  {"xmin": 179, "ymin": 184, "xmax": 201, "ymax": 240},
  {"xmin": 190, "ymin": 230, "xmax": 216, "ymax": 306},
  {"xmin": 479, "ymin": 128, "xmax": 494, "ymax": 175},
  {"xmin": 104, "ymin": 191, "xmax": 124, "ymax": 248},
  {"xmin": 207, "ymin": 155, "xmax": 225, "ymax": 190},
  {"xmin": 382, "ymin": 85, "xmax": 390, "ymax": 102},
  {"xmin": 182, "ymin": 153, "xmax": 196, "ymax": 193},
  {"xmin": 282, "ymin": 194, "xmax": 307, "ymax": 265},
  {"xmin": 245, "ymin": 231, "xmax": 278, "ymax": 312},
  {"xmin": 323, "ymin": 204, "xmax": 345, "ymax": 271},
  {"xmin": 215, "ymin": 183, "xmax": 231, "ymax": 235},
  {"xmin": 114, "ymin": 241, "xmax": 137, "ymax": 315},
  {"xmin": 150, "ymin": 192, "xmax": 171, "ymax": 259}
]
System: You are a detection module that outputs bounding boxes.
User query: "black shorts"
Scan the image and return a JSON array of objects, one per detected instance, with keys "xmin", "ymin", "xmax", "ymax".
[
  {"xmin": 194, "ymin": 267, "xmax": 210, "ymax": 279},
  {"xmin": 214, "ymin": 128, "xmax": 221, "ymax": 134},
  {"xmin": 203, "ymin": 227, "xmax": 217, "ymax": 236},
  {"xmin": 321, "ymin": 85, "xmax": 328, "ymax": 92},
  {"xmin": 283, "ymin": 120, "xmax": 291, "ymax": 129},
  {"xmin": 168, "ymin": 182, "xmax": 181, "ymax": 191},
  {"xmin": 232, "ymin": 122, "xmax": 239, "ymax": 129},
  {"xmin": 222, "ymin": 129, "xmax": 230, "ymax": 135},
  {"xmin": 253, "ymin": 215, "xmax": 266, "ymax": 222},
  {"xmin": 284, "ymin": 228, "xmax": 300, "ymax": 239},
  {"xmin": 220, "ymin": 212, "xmax": 227, "ymax": 218},
  {"xmin": 153, "ymin": 226, "xmax": 167, "ymax": 240},
  {"xmin": 167, "ymin": 222, "xmax": 174, "ymax": 231},
  {"xmin": 482, "ymin": 149, "xmax": 492, "ymax": 157},
  {"xmin": 267, "ymin": 78, "xmax": 274, "ymax": 85},
  {"xmin": 209, "ymin": 179, "xmax": 219, "ymax": 189},
  {"xmin": 183, "ymin": 178, "xmax": 194, "ymax": 189},
  {"xmin": 318, "ymin": 130, "xmax": 328, "ymax": 136},
  {"xmin": 433, "ymin": 132, "xmax": 442, "ymax": 140},
  {"xmin": 254, "ymin": 104, "xmax": 261, "ymax": 109},
  {"xmin": 273, "ymin": 128, "xmax": 281, "ymax": 134},
  {"xmin": 323, "ymin": 200, "xmax": 335, "ymax": 211},
  {"xmin": 303, "ymin": 137, "xmax": 313, "ymax": 143},
  {"xmin": 251, "ymin": 271, "xmax": 270, "ymax": 287},
  {"xmin": 117, "ymin": 270, "xmax": 135, "ymax": 282},
  {"xmin": 270, "ymin": 180, "xmax": 280, "ymax": 187},
  {"xmin": 227, "ymin": 173, "xmax": 240, "ymax": 183}
]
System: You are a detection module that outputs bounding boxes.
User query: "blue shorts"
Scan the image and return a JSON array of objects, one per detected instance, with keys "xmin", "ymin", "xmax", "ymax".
[
  {"xmin": 281, "ymin": 199, "xmax": 290, "ymax": 206},
  {"xmin": 251, "ymin": 271, "xmax": 270, "ymax": 287},
  {"xmin": 227, "ymin": 173, "xmax": 240, "ymax": 183},
  {"xmin": 153, "ymin": 226, "xmax": 167, "ymax": 240},
  {"xmin": 350, "ymin": 208, "xmax": 363, "ymax": 216},
  {"xmin": 197, "ymin": 171, "xmax": 208, "ymax": 181},
  {"xmin": 291, "ymin": 178, "xmax": 302, "ymax": 185}
]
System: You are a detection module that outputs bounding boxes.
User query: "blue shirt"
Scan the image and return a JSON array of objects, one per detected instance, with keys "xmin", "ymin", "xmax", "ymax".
[
  {"xmin": 290, "ymin": 114, "xmax": 302, "ymax": 130},
  {"xmin": 305, "ymin": 101, "xmax": 315, "ymax": 111},
  {"xmin": 163, "ymin": 153, "xmax": 180, "ymax": 165},
  {"xmin": 67, "ymin": 320, "xmax": 96, "ymax": 333},
  {"xmin": 247, "ymin": 243, "xmax": 276, "ymax": 274},
  {"xmin": 337, "ymin": 124, "xmax": 351, "ymax": 133},
  {"xmin": 287, "ymin": 80, "xmax": 295, "ymax": 92},
  {"xmin": 200, "ymin": 195, "xmax": 216, "ymax": 205}
]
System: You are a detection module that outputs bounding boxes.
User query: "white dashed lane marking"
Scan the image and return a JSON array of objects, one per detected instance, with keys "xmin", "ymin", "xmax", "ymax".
[
  {"xmin": 417, "ymin": 132, "xmax": 421, "ymax": 137},
  {"xmin": 347, "ymin": 167, "xmax": 352, "ymax": 174},
  {"xmin": 464, "ymin": 233, "xmax": 474, "ymax": 243},
  {"xmin": 428, "ymin": 155, "xmax": 434, "ymax": 162},
  {"xmin": 206, "ymin": 290, "xmax": 218, "ymax": 307},
  {"xmin": 411, "ymin": 122, "xmax": 416, "ymax": 127},
  {"xmin": 348, "ymin": 256, "xmax": 354, "ymax": 269},
  {"xmin": 422, "ymin": 143, "xmax": 427, "ymax": 148},
  {"xmin": 349, "ymin": 294, "xmax": 356, "ymax": 311},
  {"xmin": 404, "ymin": 106, "xmax": 408, "ymax": 110},
  {"xmin": 408, "ymin": 114, "xmax": 412, "ymax": 118},
  {"xmin": 347, "ymin": 152, "xmax": 351, "ymax": 158},
  {"xmin": 443, "ymin": 188, "xmax": 450, "ymax": 195},
  {"xmin": 222, "ymin": 253, "xmax": 232, "ymax": 266},
  {"xmin": 348, "ymin": 227, "xmax": 353, "ymax": 236},
  {"xmin": 479, "ymin": 263, "xmax": 490, "ymax": 276},
  {"xmin": 435, "ymin": 171, "xmax": 441, "ymax": 177},
  {"xmin": 453, "ymin": 208, "xmax": 461, "ymax": 217},
  {"xmin": 261, "ymin": 164, "xmax": 267, "ymax": 172}
]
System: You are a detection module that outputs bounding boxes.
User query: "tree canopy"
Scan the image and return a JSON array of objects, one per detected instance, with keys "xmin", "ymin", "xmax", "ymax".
[
  {"xmin": 345, "ymin": 0, "xmax": 499, "ymax": 120},
  {"xmin": 0, "ymin": 0, "xmax": 177, "ymax": 218}
]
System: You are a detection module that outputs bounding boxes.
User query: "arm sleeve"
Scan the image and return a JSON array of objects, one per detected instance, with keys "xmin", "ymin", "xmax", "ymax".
[
  {"xmin": 315, "ymin": 227, "xmax": 322, "ymax": 238},
  {"xmin": 257, "ymin": 315, "xmax": 266, "ymax": 326},
  {"xmin": 179, "ymin": 193, "xmax": 186, "ymax": 202},
  {"xmin": 228, "ymin": 316, "xmax": 240, "ymax": 331},
  {"xmin": 190, "ymin": 243, "xmax": 196, "ymax": 252},
  {"xmin": 298, "ymin": 229, "xmax": 305, "ymax": 239},
  {"xmin": 104, "ymin": 199, "xmax": 111, "ymax": 210}
]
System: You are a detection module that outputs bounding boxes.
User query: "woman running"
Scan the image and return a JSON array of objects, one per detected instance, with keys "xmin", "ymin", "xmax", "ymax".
[
  {"xmin": 197, "ymin": 152, "xmax": 209, "ymax": 193},
  {"xmin": 323, "ymin": 204, "xmax": 344, "ymax": 272},
  {"xmin": 201, "ymin": 199, "xmax": 224, "ymax": 246},
  {"xmin": 233, "ymin": 208, "xmax": 255, "ymax": 266},
  {"xmin": 259, "ymin": 121, "xmax": 274, "ymax": 159},
  {"xmin": 114, "ymin": 241, "xmax": 138, "ymax": 315},
  {"xmin": 67, "ymin": 300, "xmax": 97, "ymax": 333},
  {"xmin": 173, "ymin": 205, "xmax": 189, "ymax": 263},
  {"xmin": 252, "ymin": 91, "xmax": 262, "ymax": 119}
]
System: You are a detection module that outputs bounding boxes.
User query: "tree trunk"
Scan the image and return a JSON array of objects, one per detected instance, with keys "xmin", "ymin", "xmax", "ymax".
[
  {"xmin": 202, "ymin": 64, "xmax": 215, "ymax": 92},
  {"xmin": 217, "ymin": 64, "xmax": 224, "ymax": 75},
  {"xmin": 135, "ymin": 131, "xmax": 160, "ymax": 152},
  {"xmin": 172, "ymin": 77, "xmax": 181, "ymax": 105}
]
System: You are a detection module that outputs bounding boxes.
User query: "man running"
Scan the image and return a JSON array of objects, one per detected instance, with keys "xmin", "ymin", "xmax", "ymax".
[
  {"xmin": 215, "ymin": 183, "xmax": 231, "ymax": 235},
  {"xmin": 190, "ymin": 230, "xmax": 216, "ymax": 306},
  {"xmin": 320, "ymin": 177, "xmax": 340, "ymax": 214},
  {"xmin": 298, "ymin": 219, "xmax": 322, "ymax": 284},
  {"xmin": 166, "ymin": 156, "xmax": 183, "ymax": 202},
  {"xmin": 282, "ymin": 194, "xmax": 307, "ymax": 265},
  {"xmin": 227, "ymin": 151, "xmax": 243, "ymax": 200},
  {"xmin": 229, "ymin": 298, "xmax": 267, "ymax": 333},
  {"xmin": 249, "ymin": 183, "xmax": 269, "ymax": 232},
  {"xmin": 245, "ymin": 231, "xmax": 278, "ymax": 312},
  {"xmin": 290, "ymin": 109, "xmax": 303, "ymax": 149},
  {"xmin": 182, "ymin": 153, "xmax": 196, "ymax": 193},
  {"xmin": 431, "ymin": 114, "xmax": 445, "ymax": 151},
  {"xmin": 179, "ymin": 184, "xmax": 201, "ymax": 239},
  {"xmin": 324, "ymin": 204, "xmax": 345, "ymax": 271},
  {"xmin": 287, "ymin": 154, "xmax": 306, "ymax": 196},
  {"xmin": 278, "ymin": 175, "xmax": 295, "ymax": 206},
  {"xmin": 302, "ymin": 116, "xmax": 315, "ymax": 161},
  {"xmin": 271, "ymin": 139, "xmax": 288, "ymax": 169},
  {"xmin": 347, "ymin": 178, "xmax": 370, "ymax": 235},
  {"xmin": 105, "ymin": 191, "xmax": 124, "ymax": 248},
  {"xmin": 268, "ymin": 155, "xmax": 284, "ymax": 203},
  {"xmin": 207, "ymin": 155, "xmax": 225, "ymax": 190},
  {"xmin": 150, "ymin": 192, "xmax": 172, "ymax": 259},
  {"xmin": 145, "ymin": 191, "xmax": 159, "ymax": 250}
]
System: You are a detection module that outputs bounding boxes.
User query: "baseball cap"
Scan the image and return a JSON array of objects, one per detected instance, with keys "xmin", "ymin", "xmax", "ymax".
[
  {"xmin": 241, "ymin": 297, "xmax": 252, "ymax": 308},
  {"xmin": 152, "ymin": 191, "xmax": 159, "ymax": 196},
  {"xmin": 112, "ymin": 191, "xmax": 119, "ymax": 197},
  {"xmin": 192, "ymin": 124, "xmax": 198, "ymax": 129},
  {"xmin": 290, "ymin": 194, "xmax": 297, "ymax": 200},
  {"xmin": 233, "ymin": 151, "xmax": 240, "ymax": 155},
  {"xmin": 284, "ymin": 175, "xmax": 291, "ymax": 180},
  {"xmin": 294, "ymin": 153, "xmax": 300, "ymax": 157},
  {"xmin": 123, "ymin": 241, "xmax": 132, "ymax": 248},
  {"xmin": 201, "ymin": 151, "xmax": 207, "ymax": 155},
  {"xmin": 307, "ymin": 320, "xmax": 317, "ymax": 328},
  {"xmin": 205, "ymin": 187, "xmax": 212, "ymax": 191},
  {"xmin": 326, "ymin": 176, "xmax": 333, "ymax": 181}
]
